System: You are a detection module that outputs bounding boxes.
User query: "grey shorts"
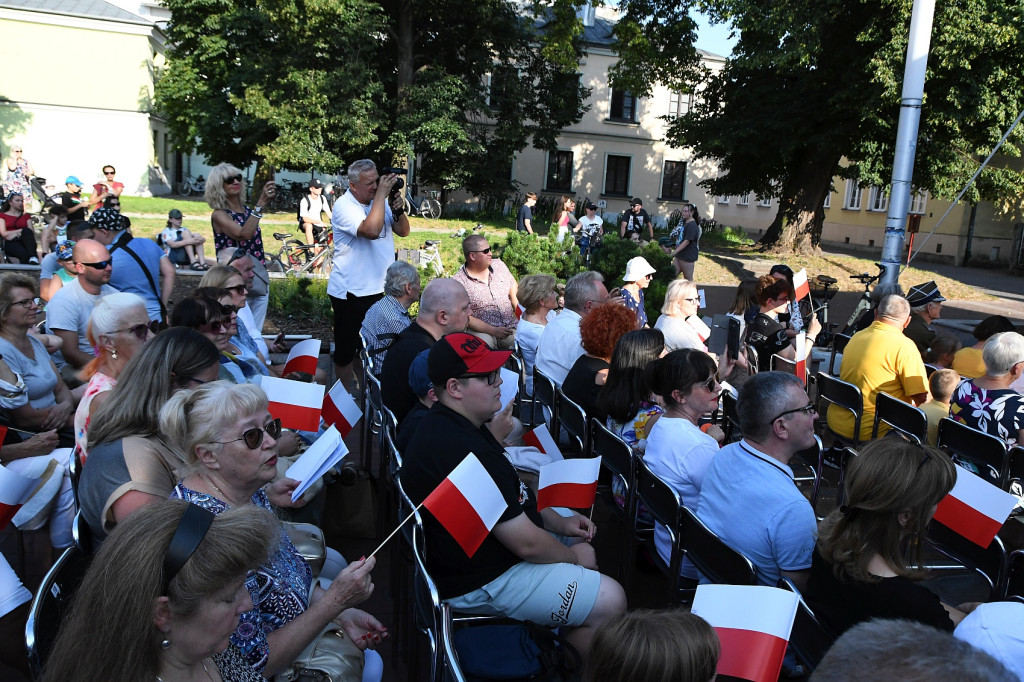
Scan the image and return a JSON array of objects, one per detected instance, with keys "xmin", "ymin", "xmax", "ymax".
[{"xmin": 447, "ymin": 561, "xmax": 602, "ymax": 628}]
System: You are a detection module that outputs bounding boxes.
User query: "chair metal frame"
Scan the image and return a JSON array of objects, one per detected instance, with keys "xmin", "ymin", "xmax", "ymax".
[
  {"xmin": 532, "ymin": 366, "xmax": 561, "ymax": 443},
  {"xmin": 25, "ymin": 544, "xmax": 92, "ymax": 677},
  {"xmin": 678, "ymin": 506, "xmax": 757, "ymax": 586},
  {"xmin": 556, "ymin": 389, "xmax": 589, "ymax": 458},
  {"xmin": 632, "ymin": 458, "xmax": 689, "ymax": 604},
  {"xmin": 776, "ymin": 577, "xmax": 837, "ymax": 673},
  {"xmin": 362, "ymin": 371, "xmax": 386, "ymax": 474},
  {"xmin": 509, "ymin": 342, "xmax": 539, "ymax": 428},
  {"xmin": 871, "ymin": 392, "xmax": 928, "ymax": 443},
  {"xmin": 814, "ymin": 371, "xmax": 864, "ymax": 497},
  {"xmin": 937, "ymin": 418, "xmax": 1011, "ymax": 490},
  {"xmin": 1006, "ymin": 549, "xmax": 1024, "ymax": 604},
  {"xmin": 829, "ymin": 333, "xmax": 851, "ymax": 377},
  {"xmin": 924, "ymin": 519, "xmax": 1009, "ymax": 601}
]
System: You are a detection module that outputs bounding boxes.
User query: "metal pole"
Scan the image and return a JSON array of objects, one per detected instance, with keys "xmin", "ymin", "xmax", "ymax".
[{"xmin": 879, "ymin": 0, "xmax": 936, "ymax": 288}]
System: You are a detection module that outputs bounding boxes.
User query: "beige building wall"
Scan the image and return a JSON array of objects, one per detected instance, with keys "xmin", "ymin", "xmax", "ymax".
[{"xmin": 0, "ymin": 6, "xmax": 170, "ymax": 195}]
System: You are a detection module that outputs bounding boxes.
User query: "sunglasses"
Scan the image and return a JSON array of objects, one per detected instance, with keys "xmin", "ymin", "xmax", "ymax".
[
  {"xmin": 215, "ymin": 418, "xmax": 282, "ymax": 450},
  {"xmin": 114, "ymin": 320, "xmax": 160, "ymax": 340},
  {"xmin": 201, "ymin": 319, "xmax": 229, "ymax": 334},
  {"xmin": 221, "ymin": 304, "xmax": 239, "ymax": 314},
  {"xmin": 224, "ymin": 174, "xmax": 244, "ymax": 184},
  {"xmin": 226, "ymin": 284, "xmax": 247, "ymax": 295},
  {"xmin": 471, "ymin": 247, "xmax": 492, "ymax": 254},
  {"xmin": 703, "ymin": 372, "xmax": 721, "ymax": 392},
  {"xmin": 769, "ymin": 403, "xmax": 816, "ymax": 424},
  {"xmin": 12, "ymin": 296, "xmax": 40, "ymax": 309},
  {"xmin": 104, "ymin": 171, "xmax": 115, "ymax": 175},
  {"xmin": 79, "ymin": 260, "xmax": 112, "ymax": 269},
  {"xmin": 460, "ymin": 369, "xmax": 499, "ymax": 386}
]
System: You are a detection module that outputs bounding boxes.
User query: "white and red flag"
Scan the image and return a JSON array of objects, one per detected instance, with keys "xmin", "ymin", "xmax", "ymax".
[
  {"xmin": 793, "ymin": 268, "xmax": 810, "ymax": 302},
  {"xmin": 537, "ymin": 457, "xmax": 601, "ymax": 511},
  {"xmin": 523, "ymin": 424, "xmax": 559, "ymax": 457},
  {"xmin": 794, "ymin": 333, "xmax": 807, "ymax": 386},
  {"xmin": 0, "ymin": 463, "xmax": 38, "ymax": 530},
  {"xmin": 282, "ymin": 339, "xmax": 322, "ymax": 376},
  {"xmin": 422, "ymin": 453, "xmax": 508, "ymax": 558},
  {"xmin": 321, "ymin": 380, "xmax": 362, "ymax": 436},
  {"xmin": 263, "ymin": 376, "xmax": 325, "ymax": 432},
  {"xmin": 933, "ymin": 465, "xmax": 1018, "ymax": 548},
  {"xmin": 514, "ymin": 304, "xmax": 525, "ymax": 320},
  {"xmin": 691, "ymin": 584, "xmax": 799, "ymax": 682}
]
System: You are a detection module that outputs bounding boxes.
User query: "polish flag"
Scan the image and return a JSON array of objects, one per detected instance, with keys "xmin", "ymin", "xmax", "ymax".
[
  {"xmin": 523, "ymin": 424, "xmax": 559, "ymax": 457},
  {"xmin": 422, "ymin": 453, "xmax": 508, "ymax": 558},
  {"xmin": 933, "ymin": 465, "xmax": 1019, "ymax": 548},
  {"xmin": 794, "ymin": 333, "xmax": 807, "ymax": 386},
  {"xmin": 321, "ymin": 380, "xmax": 362, "ymax": 437},
  {"xmin": 263, "ymin": 376, "xmax": 325, "ymax": 432},
  {"xmin": 514, "ymin": 304, "xmax": 525, "ymax": 320},
  {"xmin": 537, "ymin": 457, "xmax": 601, "ymax": 510},
  {"xmin": 793, "ymin": 268, "xmax": 810, "ymax": 301},
  {"xmin": 691, "ymin": 584, "xmax": 799, "ymax": 682},
  {"xmin": 0, "ymin": 463, "xmax": 39, "ymax": 530},
  {"xmin": 283, "ymin": 339, "xmax": 322, "ymax": 376}
]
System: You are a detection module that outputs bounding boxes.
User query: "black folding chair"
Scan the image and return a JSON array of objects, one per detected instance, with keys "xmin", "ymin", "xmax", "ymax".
[
  {"xmin": 791, "ymin": 435, "xmax": 824, "ymax": 511},
  {"xmin": 532, "ymin": 366, "xmax": 560, "ymax": 443},
  {"xmin": 815, "ymin": 372, "xmax": 864, "ymax": 498},
  {"xmin": 633, "ymin": 459, "xmax": 689, "ymax": 603},
  {"xmin": 1006, "ymin": 549, "xmax": 1024, "ymax": 603},
  {"xmin": 26, "ymin": 545, "xmax": 93, "ymax": 677},
  {"xmin": 871, "ymin": 392, "xmax": 928, "ymax": 443},
  {"xmin": 829, "ymin": 333, "xmax": 851, "ymax": 376},
  {"xmin": 679, "ymin": 506, "xmax": 757, "ymax": 586},
  {"xmin": 776, "ymin": 577, "xmax": 837, "ymax": 673},
  {"xmin": 924, "ymin": 519, "xmax": 1009, "ymax": 601},
  {"xmin": 719, "ymin": 390, "xmax": 741, "ymax": 443},
  {"xmin": 937, "ymin": 418, "xmax": 1010, "ymax": 490},
  {"xmin": 361, "ymin": 371, "xmax": 386, "ymax": 473},
  {"xmin": 556, "ymin": 390, "xmax": 589, "ymax": 458}
]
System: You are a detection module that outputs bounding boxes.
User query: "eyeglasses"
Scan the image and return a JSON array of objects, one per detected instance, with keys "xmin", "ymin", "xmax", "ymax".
[
  {"xmin": 200, "ymin": 319, "xmax": 229, "ymax": 333},
  {"xmin": 114, "ymin": 320, "xmax": 160, "ymax": 340},
  {"xmin": 221, "ymin": 304, "xmax": 239, "ymax": 314},
  {"xmin": 224, "ymin": 174, "xmax": 243, "ymax": 184},
  {"xmin": 768, "ymin": 403, "xmax": 817, "ymax": 423},
  {"xmin": 215, "ymin": 418, "xmax": 282, "ymax": 450},
  {"xmin": 226, "ymin": 284, "xmax": 247, "ymax": 295},
  {"xmin": 108, "ymin": 202, "xmax": 121, "ymax": 208},
  {"xmin": 460, "ymin": 369, "xmax": 499, "ymax": 386},
  {"xmin": 104, "ymin": 171, "xmax": 115, "ymax": 176},
  {"xmin": 470, "ymin": 247, "xmax": 491, "ymax": 254},
  {"xmin": 78, "ymin": 260, "xmax": 112, "ymax": 269},
  {"xmin": 684, "ymin": 297, "xmax": 700, "ymax": 303},
  {"xmin": 11, "ymin": 296, "xmax": 40, "ymax": 309},
  {"xmin": 702, "ymin": 372, "xmax": 721, "ymax": 392},
  {"xmin": 185, "ymin": 376, "xmax": 209, "ymax": 385}
]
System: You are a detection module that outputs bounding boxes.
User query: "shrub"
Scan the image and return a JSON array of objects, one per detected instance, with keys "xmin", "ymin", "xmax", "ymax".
[
  {"xmin": 268, "ymin": 276, "xmax": 332, "ymax": 321},
  {"xmin": 498, "ymin": 229, "xmax": 583, "ymax": 282}
]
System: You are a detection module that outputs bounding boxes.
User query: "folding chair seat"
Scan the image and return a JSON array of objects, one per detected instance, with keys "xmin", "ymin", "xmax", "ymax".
[
  {"xmin": 937, "ymin": 418, "xmax": 1010, "ymax": 490},
  {"xmin": 829, "ymin": 333, "xmax": 851, "ymax": 377},
  {"xmin": 776, "ymin": 577, "xmax": 837, "ymax": 673},
  {"xmin": 678, "ymin": 506, "xmax": 757, "ymax": 586},
  {"xmin": 771, "ymin": 353, "xmax": 798, "ymax": 376},
  {"xmin": 633, "ymin": 459, "xmax": 689, "ymax": 604},
  {"xmin": 532, "ymin": 366, "xmax": 560, "ymax": 443},
  {"xmin": 924, "ymin": 519, "xmax": 1008, "ymax": 601},
  {"xmin": 26, "ymin": 544, "xmax": 92, "ymax": 677},
  {"xmin": 556, "ymin": 390, "xmax": 589, "ymax": 458},
  {"xmin": 872, "ymin": 392, "xmax": 928, "ymax": 443}
]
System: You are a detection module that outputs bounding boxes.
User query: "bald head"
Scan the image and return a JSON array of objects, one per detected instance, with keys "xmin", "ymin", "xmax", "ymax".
[
  {"xmin": 417, "ymin": 278, "xmax": 470, "ymax": 337},
  {"xmin": 73, "ymin": 239, "xmax": 110, "ymax": 264},
  {"xmin": 73, "ymin": 239, "xmax": 113, "ymax": 288}
]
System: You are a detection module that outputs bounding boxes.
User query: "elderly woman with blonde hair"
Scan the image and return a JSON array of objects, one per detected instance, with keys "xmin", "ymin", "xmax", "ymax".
[
  {"xmin": 514, "ymin": 273, "xmax": 558, "ymax": 396},
  {"xmin": 655, "ymin": 278, "xmax": 708, "ymax": 352}
]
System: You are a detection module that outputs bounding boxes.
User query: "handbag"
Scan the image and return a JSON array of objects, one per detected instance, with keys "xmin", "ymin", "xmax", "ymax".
[
  {"xmin": 274, "ymin": 624, "xmax": 364, "ymax": 682},
  {"xmin": 282, "ymin": 521, "xmax": 326, "ymax": 578}
]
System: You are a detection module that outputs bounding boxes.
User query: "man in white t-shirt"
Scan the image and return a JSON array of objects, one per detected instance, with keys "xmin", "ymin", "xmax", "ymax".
[
  {"xmin": 299, "ymin": 178, "xmax": 332, "ymax": 247},
  {"xmin": 574, "ymin": 202, "xmax": 604, "ymax": 253},
  {"xmin": 329, "ymin": 159, "xmax": 411, "ymax": 388}
]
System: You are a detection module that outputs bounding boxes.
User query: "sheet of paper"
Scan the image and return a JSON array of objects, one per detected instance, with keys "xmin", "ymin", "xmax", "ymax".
[
  {"xmin": 697, "ymin": 289, "xmax": 706, "ymax": 309},
  {"xmin": 284, "ymin": 425, "xmax": 349, "ymax": 502},
  {"xmin": 499, "ymin": 367, "xmax": 519, "ymax": 412}
]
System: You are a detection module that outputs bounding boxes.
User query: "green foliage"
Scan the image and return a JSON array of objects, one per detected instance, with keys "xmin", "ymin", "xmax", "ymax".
[
  {"xmin": 498, "ymin": 230, "xmax": 583, "ymax": 282},
  {"xmin": 589, "ymin": 234, "xmax": 676, "ymax": 320},
  {"xmin": 268, "ymin": 276, "xmax": 332, "ymax": 320},
  {"xmin": 700, "ymin": 226, "xmax": 754, "ymax": 248}
]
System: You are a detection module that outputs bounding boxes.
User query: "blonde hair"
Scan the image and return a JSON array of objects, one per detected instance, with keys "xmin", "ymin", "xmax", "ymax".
[
  {"xmin": 929, "ymin": 368, "xmax": 959, "ymax": 403},
  {"xmin": 198, "ymin": 264, "xmax": 242, "ymax": 289},
  {"xmin": 518, "ymin": 274, "xmax": 557, "ymax": 313},
  {"xmin": 661, "ymin": 277, "xmax": 698, "ymax": 316},
  {"xmin": 204, "ymin": 162, "xmax": 245, "ymax": 211}
]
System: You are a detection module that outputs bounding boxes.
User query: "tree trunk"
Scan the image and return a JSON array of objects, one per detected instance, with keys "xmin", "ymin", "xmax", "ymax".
[
  {"xmin": 391, "ymin": 0, "xmax": 415, "ymax": 167},
  {"xmin": 252, "ymin": 161, "xmax": 273, "ymax": 201},
  {"xmin": 758, "ymin": 151, "xmax": 841, "ymax": 253}
]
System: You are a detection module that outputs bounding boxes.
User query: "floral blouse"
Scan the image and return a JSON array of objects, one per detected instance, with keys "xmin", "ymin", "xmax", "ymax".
[{"xmin": 950, "ymin": 380, "xmax": 1024, "ymax": 446}]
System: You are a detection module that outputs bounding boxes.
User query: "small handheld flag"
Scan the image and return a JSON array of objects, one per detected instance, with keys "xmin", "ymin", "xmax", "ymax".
[
  {"xmin": 263, "ymin": 376, "xmax": 325, "ymax": 431},
  {"xmin": 933, "ymin": 465, "xmax": 1018, "ymax": 548},
  {"xmin": 422, "ymin": 453, "xmax": 508, "ymax": 558},
  {"xmin": 322, "ymin": 380, "xmax": 362, "ymax": 436},
  {"xmin": 537, "ymin": 457, "xmax": 601, "ymax": 511},
  {"xmin": 282, "ymin": 338, "xmax": 322, "ymax": 376}
]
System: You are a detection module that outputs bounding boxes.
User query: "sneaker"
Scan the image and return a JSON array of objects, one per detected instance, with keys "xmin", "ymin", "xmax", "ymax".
[{"xmin": 29, "ymin": 256, "xmax": 39, "ymax": 264}]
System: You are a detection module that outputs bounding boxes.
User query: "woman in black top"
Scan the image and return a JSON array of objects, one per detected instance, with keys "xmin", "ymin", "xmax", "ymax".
[{"xmin": 805, "ymin": 436, "xmax": 970, "ymax": 637}]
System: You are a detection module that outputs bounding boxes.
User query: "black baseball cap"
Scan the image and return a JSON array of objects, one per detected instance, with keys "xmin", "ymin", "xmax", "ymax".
[
  {"xmin": 309, "ymin": 179, "xmax": 325, "ymax": 189},
  {"xmin": 630, "ymin": 198, "xmax": 643, "ymax": 206}
]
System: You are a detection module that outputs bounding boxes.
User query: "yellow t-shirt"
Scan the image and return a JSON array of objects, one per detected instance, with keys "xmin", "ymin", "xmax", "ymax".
[
  {"xmin": 827, "ymin": 321, "xmax": 929, "ymax": 441},
  {"xmin": 919, "ymin": 399, "xmax": 951, "ymax": 446},
  {"xmin": 951, "ymin": 347, "xmax": 985, "ymax": 379}
]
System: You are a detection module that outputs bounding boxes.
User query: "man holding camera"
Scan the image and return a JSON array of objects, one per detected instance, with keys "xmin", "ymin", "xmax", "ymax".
[{"xmin": 329, "ymin": 159, "xmax": 411, "ymax": 390}]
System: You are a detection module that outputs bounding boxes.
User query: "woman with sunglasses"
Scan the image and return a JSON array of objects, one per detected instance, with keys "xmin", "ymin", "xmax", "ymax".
[
  {"xmin": 643, "ymin": 349, "xmax": 725, "ymax": 576},
  {"xmin": 74, "ymin": 292, "xmax": 155, "ymax": 459},
  {"xmin": 80, "ymin": 328, "xmax": 223, "ymax": 543},
  {"xmin": 205, "ymin": 162, "xmax": 275, "ymax": 267},
  {"xmin": 41, "ymin": 499, "xmax": 277, "ymax": 682},
  {"xmin": 620, "ymin": 256, "xmax": 657, "ymax": 328},
  {"xmin": 171, "ymin": 295, "xmax": 262, "ymax": 385},
  {"xmin": 163, "ymin": 382, "xmax": 385, "ymax": 680},
  {"xmin": 655, "ymin": 278, "xmax": 707, "ymax": 352},
  {"xmin": 804, "ymin": 437, "xmax": 972, "ymax": 636}
]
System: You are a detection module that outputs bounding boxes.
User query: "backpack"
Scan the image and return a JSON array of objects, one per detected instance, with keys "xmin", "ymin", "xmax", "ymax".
[
  {"xmin": 453, "ymin": 623, "xmax": 581, "ymax": 682},
  {"xmin": 297, "ymin": 196, "xmax": 310, "ymax": 232}
]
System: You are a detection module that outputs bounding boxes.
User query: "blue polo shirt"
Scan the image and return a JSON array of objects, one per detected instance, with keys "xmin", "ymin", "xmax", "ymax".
[
  {"xmin": 109, "ymin": 231, "xmax": 167, "ymax": 321},
  {"xmin": 696, "ymin": 439, "xmax": 816, "ymax": 586}
]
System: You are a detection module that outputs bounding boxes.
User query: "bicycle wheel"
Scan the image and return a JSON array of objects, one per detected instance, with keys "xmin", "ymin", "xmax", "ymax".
[
  {"xmin": 419, "ymin": 198, "xmax": 442, "ymax": 220},
  {"xmin": 176, "ymin": 180, "xmax": 192, "ymax": 196},
  {"xmin": 403, "ymin": 197, "xmax": 412, "ymax": 216},
  {"xmin": 280, "ymin": 240, "xmax": 308, "ymax": 270},
  {"xmin": 265, "ymin": 255, "xmax": 285, "ymax": 274}
]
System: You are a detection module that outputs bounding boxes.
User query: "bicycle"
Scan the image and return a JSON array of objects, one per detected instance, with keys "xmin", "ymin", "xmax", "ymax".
[
  {"xmin": 175, "ymin": 174, "xmax": 206, "ymax": 196},
  {"xmin": 843, "ymin": 263, "xmax": 888, "ymax": 333},
  {"xmin": 807, "ymin": 275, "xmax": 839, "ymax": 347},
  {"xmin": 417, "ymin": 240, "xmax": 445, "ymax": 277},
  {"xmin": 403, "ymin": 188, "xmax": 442, "ymax": 220},
  {"xmin": 266, "ymin": 229, "xmax": 333, "ymax": 276}
]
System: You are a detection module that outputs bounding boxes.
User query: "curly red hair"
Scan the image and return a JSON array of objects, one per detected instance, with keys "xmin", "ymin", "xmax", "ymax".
[{"xmin": 580, "ymin": 304, "xmax": 637, "ymax": 358}]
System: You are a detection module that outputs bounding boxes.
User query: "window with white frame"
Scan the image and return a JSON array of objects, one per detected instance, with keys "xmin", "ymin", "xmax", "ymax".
[
  {"xmin": 868, "ymin": 185, "xmax": 888, "ymax": 212},
  {"xmin": 844, "ymin": 180, "xmax": 862, "ymax": 210},
  {"xmin": 909, "ymin": 190, "xmax": 928, "ymax": 214},
  {"xmin": 668, "ymin": 91, "xmax": 692, "ymax": 119},
  {"xmin": 545, "ymin": 150, "xmax": 573, "ymax": 192},
  {"xmin": 717, "ymin": 195, "xmax": 730, "ymax": 204},
  {"xmin": 737, "ymin": 193, "xmax": 751, "ymax": 206},
  {"xmin": 823, "ymin": 192, "xmax": 831, "ymax": 209},
  {"xmin": 487, "ymin": 68, "xmax": 515, "ymax": 110},
  {"xmin": 758, "ymin": 196, "xmax": 772, "ymax": 207},
  {"xmin": 604, "ymin": 155, "xmax": 631, "ymax": 196},
  {"xmin": 660, "ymin": 161, "xmax": 686, "ymax": 200},
  {"xmin": 609, "ymin": 88, "xmax": 638, "ymax": 122}
]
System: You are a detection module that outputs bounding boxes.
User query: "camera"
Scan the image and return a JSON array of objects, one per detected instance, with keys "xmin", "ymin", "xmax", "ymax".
[
  {"xmin": 381, "ymin": 167, "xmax": 407, "ymax": 214},
  {"xmin": 379, "ymin": 167, "xmax": 407, "ymax": 175}
]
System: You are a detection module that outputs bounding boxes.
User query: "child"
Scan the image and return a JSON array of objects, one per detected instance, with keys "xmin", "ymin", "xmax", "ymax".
[
  {"xmin": 921, "ymin": 368, "xmax": 959, "ymax": 445},
  {"xmin": 159, "ymin": 208, "xmax": 209, "ymax": 270}
]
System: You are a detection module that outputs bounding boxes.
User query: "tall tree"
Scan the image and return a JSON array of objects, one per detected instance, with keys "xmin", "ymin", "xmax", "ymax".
[
  {"xmin": 608, "ymin": 0, "xmax": 1024, "ymax": 252},
  {"xmin": 156, "ymin": 0, "xmax": 589, "ymax": 197}
]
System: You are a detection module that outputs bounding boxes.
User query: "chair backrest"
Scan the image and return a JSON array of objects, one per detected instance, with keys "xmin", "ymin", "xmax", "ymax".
[
  {"xmin": 69, "ymin": 446, "xmax": 83, "ymax": 509},
  {"xmin": 771, "ymin": 353, "xmax": 798, "ymax": 375},
  {"xmin": 1007, "ymin": 549, "xmax": 1024, "ymax": 603},
  {"xmin": 814, "ymin": 372, "xmax": 864, "ymax": 445},
  {"xmin": 557, "ymin": 390, "xmax": 589, "ymax": 456},
  {"xmin": 829, "ymin": 333, "xmax": 851, "ymax": 375},
  {"xmin": 590, "ymin": 418, "xmax": 631, "ymax": 483},
  {"xmin": 776, "ymin": 578, "xmax": 836, "ymax": 672},
  {"xmin": 678, "ymin": 507, "xmax": 757, "ymax": 586},
  {"xmin": 634, "ymin": 459, "xmax": 686, "ymax": 594},
  {"xmin": 872, "ymin": 391, "xmax": 928, "ymax": 443},
  {"xmin": 720, "ymin": 390, "xmax": 741, "ymax": 443},
  {"xmin": 366, "ymin": 371, "xmax": 384, "ymax": 414},
  {"xmin": 924, "ymin": 363, "xmax": 938, "ymax": 378},
  {"xmin": 937, "ymin": 418, "xmax": 1010, "ymax": 490},
  {"xmin": 411, "ymin": 525, "xmax": 443, "ymax": 681},
  {"xmin": 533, "ymin": 366, "xmax": 560, "ymax": 441},
  {"xmin": 26, "ymin": 545, "xmax": 93, "ymax": 677},
  {"xmin": 925, "ymin": 519, "xmax": 1008, "ymax": 600}
]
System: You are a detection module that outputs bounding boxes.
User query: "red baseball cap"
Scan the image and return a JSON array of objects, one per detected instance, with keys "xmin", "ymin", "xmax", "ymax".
[{"xmin": 428, "ymin": 333, "xmax": 512, "ymax": 385}]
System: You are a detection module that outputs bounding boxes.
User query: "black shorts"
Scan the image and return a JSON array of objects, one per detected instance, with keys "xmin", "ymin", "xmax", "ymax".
[{"xmin": 330, "ymin": 292, "xmax": 384, "ymax": 366}]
